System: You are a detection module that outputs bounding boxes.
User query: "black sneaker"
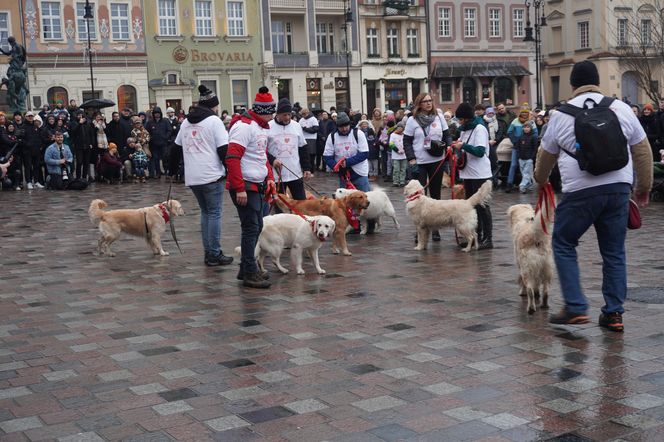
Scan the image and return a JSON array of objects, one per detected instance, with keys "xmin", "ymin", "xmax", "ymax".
[
  {"xmin": 599, "ymin": 312, "xmax": 624, "ymax": 332},
  {"xmin": 549, "ymin": 309, "xmax": 590, "ymax": 325},
  {"xmin": 236, "ymin": 269, "xmax": 269, "ymax": 280},
  {"xmin": 505, "ymin": 187, "xmax": 512, "ymax": 193},
  {"xmin": 205, "ymin": 252, "xmax": 234, "ymax": 266},
  {"xmin": 478, "ymin": 239, "xmax": 493, "ymax": 250},
  {"xmin": 243, "ymin": 272, "xmax": 271, "ymax": 289}
]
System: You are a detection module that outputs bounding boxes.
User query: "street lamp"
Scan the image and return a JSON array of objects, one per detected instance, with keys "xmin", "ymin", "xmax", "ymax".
[
  {"xmin": 343, "ymin": 0, "xmax": 353, "ymax": 110},
  {"xmin": 523, "ymin": 0, "xmax": 546, "ymax": 109},
  {"xmin": 83, "ymin": 0, "xmax": 95, "ymax": 97}
]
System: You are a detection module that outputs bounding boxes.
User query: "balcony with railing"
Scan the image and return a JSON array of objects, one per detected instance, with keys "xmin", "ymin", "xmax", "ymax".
[
  {"xmin": 315, "ymin": 0, "xmax": 345, "ymax": 12},
  {"xmin": 271, "ymin": 0, "xmax": 306, "ymax": 9},
  {"xmin": 384, "ymin": 0, "xmax": 410, "ymax": 18},
  {"xmin": 317, "ymin": 52, "xmax": 349, "ymax": 67},
  {"xmin": 273, "ymin": 53, "xmax": 310, "ymax": 68}
]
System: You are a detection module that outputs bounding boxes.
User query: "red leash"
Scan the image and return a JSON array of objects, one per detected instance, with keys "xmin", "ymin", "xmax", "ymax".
[
  {"xmin": 405, "ymin": 147, "xmax": 451, "ymax": 202},
  {"xmin": 274, "ymin": 193, "xmax": 321, "ymax": 238},
  {"xmin": 535, "ymin": 182, "xmax": 556, "ymax": 234}
]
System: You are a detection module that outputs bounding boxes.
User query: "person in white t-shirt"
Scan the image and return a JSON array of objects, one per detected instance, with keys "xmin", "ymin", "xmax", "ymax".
[
  {"xmin": 534, "ymin": 60, "xmax": 653, "ymax": 331},
  {"xmin": 389, "ymin": 121, "xmax": 407, "ymax": 187},
  {"xmin": 268, "ymin": 98, "xmax": 312, "ymax": 200},
  {"xmin": 299, "ymin": 108, "xmax": 319, "ymax": 169},
  {"xmin": 323, "ymin": 112, "xmax": 370, "ymax": 191},
  {"xmin": 175, "ymin": 84, "xmax": 233, "ymax": 267},
  {"xmin": 451, "ymin": 103, "xmax": 493, "ymax": 250}
]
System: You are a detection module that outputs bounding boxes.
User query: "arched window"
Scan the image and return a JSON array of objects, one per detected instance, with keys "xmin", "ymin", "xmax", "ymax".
[
  {"xmin": 117, "ymin": 85, "xmax": 137, "ymax": 111},
  {"xmin": 493, "ymin": 77, "xmax": 514, "ymax": 106},
  {"xmin": 47, "ymin": 87, "xmax": 69, "ymax": 107}
]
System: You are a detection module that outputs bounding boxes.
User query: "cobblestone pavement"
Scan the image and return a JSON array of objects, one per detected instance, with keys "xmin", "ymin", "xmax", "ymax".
[{"xmin": 1, "ymin": 174, "xmax": 664, "ymax": 442}]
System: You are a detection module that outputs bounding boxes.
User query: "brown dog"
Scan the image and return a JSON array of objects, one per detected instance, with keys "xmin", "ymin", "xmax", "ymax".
[
  {"xmin": 275, "ymin": 192, "xmax": 369, "ymax": 255},
  {"xmin": 89, "ymin": 199, "xmax": 184, "ymax": 257}
]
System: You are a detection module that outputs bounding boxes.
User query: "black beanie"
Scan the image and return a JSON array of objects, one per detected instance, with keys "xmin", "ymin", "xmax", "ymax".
[
  {"xmin": 276, "ymin": 98, "xmax": 292, "ymax": 114},
  {"xmin": 455, "ymin": 102, "xmax": 474, "ymax": 120},
  {"xmin": 198, "ymin": 84, "xmax": 219, "ymax": 108},
  {"xmin": 570, "ymin": 60, "xmax": 599, "ymax": 89}
]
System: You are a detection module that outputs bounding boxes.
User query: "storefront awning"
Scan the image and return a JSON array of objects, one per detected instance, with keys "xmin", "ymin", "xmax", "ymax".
[{"xmin": 431, "ymin": 61, "xmax": 531, "ymax": 79}]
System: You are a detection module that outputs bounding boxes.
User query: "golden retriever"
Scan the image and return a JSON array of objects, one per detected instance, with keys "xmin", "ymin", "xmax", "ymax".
[
  {"xmin": 275, "ymin": 192, "xmax": 369, "ymax": 256},
  {"xmin": 89, "ymin": 199, "xmax": 184, "ymax": 257},
  {"xmin": 237, "ymin": 214, "xmax": 335, "ymax": 275},
  {"xmin": 507, "ymin": 203, "xmax": 554, "ymax": 314},
  {"xmin": 404, "ymin": 179, "xmax": 492, "ymax": 252}
]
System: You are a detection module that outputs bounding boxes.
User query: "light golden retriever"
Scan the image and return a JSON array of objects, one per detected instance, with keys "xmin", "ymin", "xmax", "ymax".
[
  {"xmin": 89, "ymin": 199, "xmax": 184, "ymax": 257},
  {"xmin": 334, "ymin": 186, "xmax": 399, "ymax": 234},
  {"xmin": 507, "ymin": 203, "xmax": 554, "ymax": 314},
  {"xmin": 404, "ymin": 179, "xmax": 492, "ymax": 252},
  {"xmin": 236, "ymin": 214, "xmax": 335, "ymax": 275},
  {"xmin": 275, "ymin": 192, "xmax": 369, "ymax": 256}
]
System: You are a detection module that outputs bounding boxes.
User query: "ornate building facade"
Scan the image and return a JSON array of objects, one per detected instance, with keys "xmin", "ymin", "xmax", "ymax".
[{"xmin": 19, "ymin": 0, "xmax": 149, "ymax": 112}]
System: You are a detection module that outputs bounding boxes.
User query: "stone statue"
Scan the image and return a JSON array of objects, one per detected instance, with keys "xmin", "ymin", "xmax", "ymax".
[{"xmin": 1, "ymin": 36, "xmax": 29, "ymax": 114}]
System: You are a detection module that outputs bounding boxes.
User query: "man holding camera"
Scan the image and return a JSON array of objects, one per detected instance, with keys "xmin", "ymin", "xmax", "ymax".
[{"xmin": 44, "ymin": 131, "xmax": 73, "ymax": 190}]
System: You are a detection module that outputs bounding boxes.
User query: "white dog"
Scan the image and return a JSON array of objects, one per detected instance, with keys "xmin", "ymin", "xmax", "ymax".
[
  {"xmin": 507, "ymin": 203, "xmax": 554, "ymax": 314},
  {"xmin": 334, "ymin": 186, "xmax": 399, "ymax": 234},
  {"xmin": 403, "ymin": 180, "xmax": 492, "ymax": 252},
  {"xmin": 237, "ymin": 214, "xmax": 335, "ymax": 275}
]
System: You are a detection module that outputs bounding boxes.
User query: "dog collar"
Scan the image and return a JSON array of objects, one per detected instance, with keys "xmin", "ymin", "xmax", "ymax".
[
  {"xmin": 405, "ymin": 190, "xmax": 423, "ymax": 202},
  {"xmin": 158, "ymin": 204, "xmax": 170, "ymax": 223}
]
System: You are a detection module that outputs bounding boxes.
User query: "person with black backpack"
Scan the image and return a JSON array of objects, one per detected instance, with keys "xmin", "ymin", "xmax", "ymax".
[
  {"xmin": 323, "ymin": 112, "xmax": 370, "ymax": 191},
  {"xmin": 534, "ymin": 60, "xmax": 653, "ymax": 332}
]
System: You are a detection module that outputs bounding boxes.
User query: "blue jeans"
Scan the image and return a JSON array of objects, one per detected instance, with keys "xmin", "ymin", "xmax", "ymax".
[
  {"xmin": 518, "ymin": 159, "xmax": 533, "ymax": 190},
  {"xmin": 552, "ymin": 183, "xmax": 631, "ymax": 315},
  {"xmin": 230, "ymin": 190, "xmax": 263, "ymax": 274},
  {"xmin": 339, "ymin": 169, "xmax": 370, "ymax": 191},
  {"xmin": 190, "ymin": 181, "xmax": 224, "ymax": 257},
  {"xmin": 507, "ymin": 148, "xmax": 519, "ymax": 186}
]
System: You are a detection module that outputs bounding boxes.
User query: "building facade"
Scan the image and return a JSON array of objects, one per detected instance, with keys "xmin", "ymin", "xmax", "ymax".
[
  {"xmin": 260, "ymin": 0, "xmax": 361, "ymax": 113},
  {"xmin": 19, "ymin": 0, "xmax": 149, "ymax": 113},
  {"xmin": 359, "ymin": 0, "xmax": 428, "ymax": 112},
  {"xmin": 144, "ymin": 0, "xmax": 263, "ymax": 113},
  {"xmin": 428, "ymin": 0, "xmax": 533, "ymax": 112},
  {"xmin": 541, "ymin": 0, "xmax": 660, "ymax": 106},
  {"xmin": 1, "ymin": 1, "xmax": 25, "ymax": 112}
]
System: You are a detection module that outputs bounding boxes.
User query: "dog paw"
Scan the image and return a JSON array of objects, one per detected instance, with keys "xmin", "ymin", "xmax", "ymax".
[
  {"xmin": 343, "ymin": 251, "xmax": 352, "ymax": 256},
  {"xmin": 540, "ymin": 303, "xmax": 549, "ymax": 309},
  {"xmin": 160, "ymin": 252, "xmax": 170, "ymax": 256},
  {"xmin": 331, "ymin": 249, "xmax": 340, "ymax": 255},
  {"xmin": 279, "ymin": 269, "xmax": 289, "ymax": 274},
  {"xmin": 108, "ymin": 252, "xmax": 116, "ymax": 257},
  {"xmin": 528, "ymin": 307, "xmax": 536, "ymax": 314},
  {"xmin": 317, "ymin": 269, "xmax": 326, "ymax": 275},
  {"xmin": 297, "ymin": 269, "xmax": 305, "ymax": 275},
  {"xmin": 414, "ymin": 246, "xmax": 424, "ymax": 251}
]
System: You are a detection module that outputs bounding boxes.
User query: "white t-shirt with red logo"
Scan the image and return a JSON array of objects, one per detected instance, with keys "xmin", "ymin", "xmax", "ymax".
[
  {"xmin": 323, "ymin": 129, "xmax": 369, "ymax": 176},
  {"xmin": 268, "ymin": 119, "xmax": 306, "ymax": 182},
  {"xmin": 404, "ymin": 112, "xmax": 448, "ymax": 165},
  {"xmin": 176, "ymin": 115, "xmax": 228, "ymax": 186},
  {"xmin": 229, "ymin": 119, "xmax": 270, "ymax": 184}
]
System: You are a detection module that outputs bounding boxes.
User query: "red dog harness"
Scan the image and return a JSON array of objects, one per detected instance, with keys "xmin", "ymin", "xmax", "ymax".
[{"xmin": 158, "ymin": 204, "xmax": 171, "ymax": 223}]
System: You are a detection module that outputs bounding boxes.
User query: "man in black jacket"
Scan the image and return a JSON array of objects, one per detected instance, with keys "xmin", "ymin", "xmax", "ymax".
[
  {"xmin": 20, "ymin": 112, "xmax": 45, "ymax": 189},
  {"xmin": 105, "ymin": 111, "xmax": 125, "ymax": 147},
  {"xmin": 145, "ymin": 106, "xmax": 172, "ymax": 179},
  {"xmin": 69, "ymin": 113, "xmax": 96, "ymax": 180},
  {"xmin": 119, "ymin": 107, "xmax": 134, "ymax": 147}
]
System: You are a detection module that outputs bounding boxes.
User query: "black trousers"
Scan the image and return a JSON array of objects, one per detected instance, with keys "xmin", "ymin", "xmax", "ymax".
[
  {"xmin": 463, "ymin": 178, "xmax": 493, "ymax": 242},
  {"xmin": 230, "ymin": 190, "xmax": 263, "ymax": 275},
  {"xmin": 23, "ymin": 153, "xmax": 42, "ymax": 184},
  {"xmin": 75, "ymin": 148, "xmax": 92, "ymax": 179},
  {"xmin": 278, "ymin": 179, "xmax": 306, "ymax": 200},
  {"xmin": 417, "ymin": 160, "xmax": 445, "ymax": 200}
]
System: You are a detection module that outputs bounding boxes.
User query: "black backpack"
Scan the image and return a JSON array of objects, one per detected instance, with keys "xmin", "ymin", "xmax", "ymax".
[
  {"xmin": 556, "ymin": 97, "xmax": 628, "ymax": 175},
  {"xmin": 330, "ymin": 128, "xmax": 359, "ymax": 145}
]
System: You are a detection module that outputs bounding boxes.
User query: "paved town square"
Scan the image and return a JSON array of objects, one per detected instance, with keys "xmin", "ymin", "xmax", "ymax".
[{"xmin": 0, "ymin": 176, "xmax": 663, "ymax": 441}]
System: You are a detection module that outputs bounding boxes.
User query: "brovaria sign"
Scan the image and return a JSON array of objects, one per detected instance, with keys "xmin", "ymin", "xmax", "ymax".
[{"xmin": 173, "ymin": 46, "xmax": 254, "ymax": 64}]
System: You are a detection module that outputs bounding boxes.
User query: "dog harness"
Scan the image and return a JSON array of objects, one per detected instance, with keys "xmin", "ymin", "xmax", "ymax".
[
  {"xmin": 405, "ymin": 189, "xmax": 423, "ymax": 202},
  {"xmin": 158, "ymin": 204, "xmax": 171, "ymax": 223}
]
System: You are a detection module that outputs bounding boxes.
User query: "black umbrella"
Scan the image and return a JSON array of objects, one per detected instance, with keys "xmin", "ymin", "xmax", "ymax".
[{"xmin": 80, "ymin": 98, "xmax": 116, "ymax": 109}]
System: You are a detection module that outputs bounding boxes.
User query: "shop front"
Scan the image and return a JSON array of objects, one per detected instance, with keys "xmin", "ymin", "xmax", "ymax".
[{"xmin": 361, "ymin": 64, "xmax": 428, "ymax": 112}]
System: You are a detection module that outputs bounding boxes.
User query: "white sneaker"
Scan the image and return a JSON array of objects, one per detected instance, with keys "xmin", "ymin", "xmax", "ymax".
[
  {"xmin": 34, "ymin": 182, "xmax": 44, "ymax": 189},
  {"xmin": 14, "ymin": 186, "xmax": 21, "ymax": 191},
  {"xmin": 27, "ymin": 182, "xmax": 34, "ymax": 190}
]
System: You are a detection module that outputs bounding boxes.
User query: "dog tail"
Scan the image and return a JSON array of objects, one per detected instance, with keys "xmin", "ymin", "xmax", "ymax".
[
  {"xmin": 467, "ymin": 180, "xmax": 492, "ymax": 208},
  {"xmin": 89, "ymin": 199, "xmax": 107, "ymax": 226},
  {"xmin": 233, "ymin": 246, "xmax": 241, "ymax": 258}
]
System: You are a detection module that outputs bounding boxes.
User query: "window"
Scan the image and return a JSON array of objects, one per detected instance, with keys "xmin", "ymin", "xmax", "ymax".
[
  {"xmin": 231, "ymin": 79, "xmax": 249, "ymax": 113},
  {"xmin": 316, "ymin": 22, "xmax": 334, "ymax": 54},
  {"xmin": 578, "ymin": 21, "xmax": 589, "ymax": 49},
  {"xmin": 117, "ymin": 85, "xmax": 137, "ymax": 111},
  {"xmin": 227, "ymin": 1, "xmax": 245, "ymax": 37},
  {"xmin": 110, "ymin": 3, "xmax": 130, "ymax": 40},
  {"xmin": 271, "ymin": 21, "xmax": 292, "ymax": 54},
  {"xmin": 194, "ymin": 0, "xmax": 213, "ymax": 36},
  {"xmin": 439, "ymin": 81, "xmax": 453, "ymax": 102},
  {"xmin": 551, "ymin": 26, "xmax": 562, "ymax": 53},
  {"xmin": 0, "ymin": 12, "xmax": 10, "ymax": 51},
  {"xmin": 76, "ymin": 2, "xmax": 96, "ymax": 40},
  {"xmin": 387, "ymin": 27, "xmax": 399, "ymax": 56},
  {"xmin": 489, "ymin": 8, "xmax": 501, "ymax": 38},
  {"xmin": 366, "ymin": 27, "xmax": 378, "ymax": 57},
  {"xmin": 438, "ymin": 7, "xmax": 451, "ymax": 38},
  {"xmin": 513, "ymin": 9, "xmax": 524, "ymax": 38},
  {"xmin": 41, "ymin": 2, "xmax": 62, "ymax": 40},
  {"xmin": 406, "ymin": 28, "xmax": 418, "ymax": 56},
  {"xmin": 641, "ymin": 19, "xmax": 652, "ymax": 46},
  {"xmin": 157, "ymin": 0, "xmax": 177, "ymax": 36},
  {"xmin": 47, "ymin": 86, "xmax": 68, "ymax": 106},
  {"xmin": 306, "ymin": 78, "xmax": 321, "ymax": 110},
  {"xmin": 493, "ymin": 77, "xmax": 514, "ymax": 105},
  {"xmin": 166, "ymin": 73, "xmax": 178, "ymax": 84},
  {"xmin": 617, "ymin": 18, "xmax": 628, "ymax": 46},
  {"xmin": 464, "ymin": 8, "xmax": 476, "ymax": 38}
]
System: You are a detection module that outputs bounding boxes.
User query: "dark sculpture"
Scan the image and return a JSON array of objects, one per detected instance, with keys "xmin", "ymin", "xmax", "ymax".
[{"xmin": 1, "ymin": 37, "xmax": 29, "ymax": 113}]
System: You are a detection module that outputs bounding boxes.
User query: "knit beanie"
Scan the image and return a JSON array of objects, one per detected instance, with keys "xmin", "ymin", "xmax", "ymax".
[
  {"xmin": 570, "ymin": 60, "xmax": 600, "ymax": 89},
  {"xmin": 455, "ymin": 103, "xmax": 474, "ymax": 120},
  {"xmin": 276, "ymin": 98, "xmax": 292, "ymax": 114},
  {"xmin": 198, "ymin": 84, "xmax": 219, "ymax": 108},
  {"xmin": 252, "ymin": 86, "xmax": 276, "ymax": 115}
]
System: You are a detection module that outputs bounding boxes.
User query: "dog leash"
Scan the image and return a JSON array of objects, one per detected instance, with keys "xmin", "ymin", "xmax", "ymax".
[
  {"xmin": 405, "ymin": 148, "xmax": 451, "ymax": 202},
  {"xmin": 274, "ymin": 162, "xmax": 325, "ymax": 198},
  {"xmin": 166, "ymin": 179, "xmax": 184, "ymax": 254},
  {"xmin": 274, "ymin": 193, "xmax": 319, "ymax": 237},
  {"xmin": 535, "ymin": 182, "xmax": 556, "ymax": 235}
]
